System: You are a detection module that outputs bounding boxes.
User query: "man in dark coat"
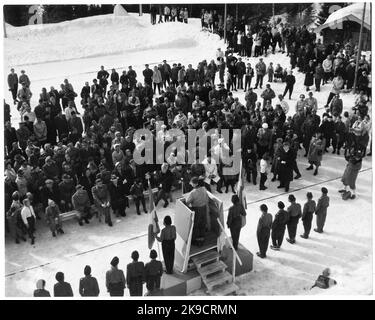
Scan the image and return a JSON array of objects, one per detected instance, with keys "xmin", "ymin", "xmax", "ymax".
[
  {"xmin": 314, "ymin": 187, "xmax": 330, "ymax": 233},
  {"xmin": 107, "ymin": 174, "xmax": 127, "ymax": 217},
  {"xmin": 145, "ymin": 249, "xmax": 163, "ymax": 295},
  {"xmin": 7, "ymin": 68, "xmax": 18, "ymax": 104},
  {"xmin": 58, "ymin": 174, "xmax": 75, "ymax": 212},
  {"xmin": 54, "ymin": 111, "xmax": 70, "ymax": 142},
  {"xmin": 79, "ymin": 265, "xmax": 100, "ymax": 297},
  {"xmin": 54, "ymin": 272, "xmax": 73, "ymax": 297},
  {"xmin": 300, "ymin": 192, "xmax": 316, "ymax": 239},
  {"xmin": 186, "ymin": 177, "xmax": 209, "ymax": 247},
  {"xmin": 72, "ymin": 184, "xmax": 91, "ymax": 226},
  {"xmin": 227, "ymin": 194, "xmax": 246, "ymax": 250},
  {"xmin": 283, "ymin": 70, "xmax": 296, "ymax": 100},
  {"xmin": 126, "ymin": 251, "xmax": 145, "ymax": 296},
  {"xmin": 277, "ymin": 142, "xmax": 294, "ymax": 192},
  {"xmin": 256, "ymin": 204, "xmax": 272, "ymax": 258},
  {"xmin": 41, "ymin": 179, "xmax": 60, "ymax": 210},
  {"xmin": 4, "ymin": 121, "xmax": 17, "ymax": 154},
  {"xmin": 110, "ymin": 68, "xmax": 119, "ymax": 86},
  {"xmin": 286, "ymin": 194, "xmax": 302, "ymax": 244},
  {"xmin": 97, "ymin": 66, "xmax": 109, "ymax": 95},
  {"xmin": 236, "ymin": 58, "xmax": 246, "ymax": 90},
  {"xmin": 270, "ymin": 201, "xmax": 288, "ymax": 250},
  {"xmin": 243, "ymin": 147, "xmax": 257, "ymax": 185},
  {"xmin": 143, "ymin": 64, "xmax": 153, "ymax": 87}
]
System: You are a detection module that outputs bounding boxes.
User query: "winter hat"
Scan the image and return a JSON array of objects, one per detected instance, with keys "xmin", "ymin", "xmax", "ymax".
[
  {"xmin": 322, "ymin": 268, "xmax": 330, "ymax": 276},
  {"xmin": 110, "ymin": 256, "xmax": 119, "ymax": 267},
  {"xmin": 84, "ymin": 265, "xmax": 91, "ymax": 276},
  {"xmin": 36, "ymin": 279, "xmax": 45, "ymax": 290}
]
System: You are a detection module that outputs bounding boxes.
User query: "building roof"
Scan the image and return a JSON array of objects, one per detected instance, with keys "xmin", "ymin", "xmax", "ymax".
[{"xmin": 315, "ymin": 3, "xmax": 370, "ymax": 33}]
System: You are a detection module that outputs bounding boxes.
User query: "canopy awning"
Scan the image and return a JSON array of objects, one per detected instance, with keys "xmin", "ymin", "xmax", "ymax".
[{"xmin": 315, "ymin": 3, "xmax": 370, "ymax": 33}]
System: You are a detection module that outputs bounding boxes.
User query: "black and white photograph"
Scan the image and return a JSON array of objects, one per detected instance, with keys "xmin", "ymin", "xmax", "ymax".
[{"xmin": 2, "ymin": 1, "xmax": 373, "ymax": 300}]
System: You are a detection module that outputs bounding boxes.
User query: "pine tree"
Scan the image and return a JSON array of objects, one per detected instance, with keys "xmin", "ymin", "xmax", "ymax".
[{"xmin": 316, "ymin": 3, "xmax": 348, "ymax": 26}]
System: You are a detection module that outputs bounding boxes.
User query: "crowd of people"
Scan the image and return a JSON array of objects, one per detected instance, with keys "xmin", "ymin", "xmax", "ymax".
[
  {"xmin": 3, "ymin": 13, "xmax": 372, "ymax": 297},
  {"xmin": 150, "ymin": 5, "xmax": 189, "ymax": 25}
]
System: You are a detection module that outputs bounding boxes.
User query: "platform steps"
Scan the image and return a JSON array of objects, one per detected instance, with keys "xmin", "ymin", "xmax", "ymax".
[{"xmin": 191, "ymin": 250, "xmax": 238, "ymax": 296}]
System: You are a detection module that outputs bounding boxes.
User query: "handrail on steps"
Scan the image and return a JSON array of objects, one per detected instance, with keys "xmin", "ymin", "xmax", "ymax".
[
  {"xmin": 216, "ymin": 218, "xmax": 243, "ymax": 266},
  {"xmin": 216, "ymin": 217, "xmax": 243, "ymax": 284}
]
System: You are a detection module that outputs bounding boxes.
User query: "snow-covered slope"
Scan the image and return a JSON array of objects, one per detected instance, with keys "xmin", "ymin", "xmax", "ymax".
[{"xmin": 4, "ymin": 13, "xmax": 222, "ymax": 67}]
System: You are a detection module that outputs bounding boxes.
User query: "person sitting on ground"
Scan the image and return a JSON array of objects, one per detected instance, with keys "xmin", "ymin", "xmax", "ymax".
[{"xmin": 311, "ymin": 268, "xmax": 337, "ymax": 289}]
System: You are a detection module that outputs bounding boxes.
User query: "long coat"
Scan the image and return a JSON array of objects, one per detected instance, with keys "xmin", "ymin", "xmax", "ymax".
[
  {"xmin": 304, "ymin": 64, "xmax": 314, "ymax": 86},
  {"xmin": 308, "ymin": 137, "xmax": 324, "ymax": 166},
  {"xmin": 342, "ymin": 157, "xmax": 362, "ymax": 189},
  {"xmin": 271, "ymin": 209, "xmax": 288, "ymax": 236},
  {"xmin": 278, "ymin": 148, "xmax": 294, "ymax": 182}
]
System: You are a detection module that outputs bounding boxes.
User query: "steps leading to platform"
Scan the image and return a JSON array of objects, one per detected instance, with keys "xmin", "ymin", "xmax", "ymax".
[
  {"xmin": 192, "ymin": 249, "xmax": 238, "ymax": 296},
  {"xmin": 191, "ymin": 250, "xmax": 220, "ymax": 269}
]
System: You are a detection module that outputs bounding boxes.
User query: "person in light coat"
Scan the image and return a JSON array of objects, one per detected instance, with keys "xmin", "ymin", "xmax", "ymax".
[
  {"xmin": 45, "ymin": 199, "xmax": 64, "ymax": 237},
  {"xmin": 152, "ymin": 66, "xmax": 162, "ymax": 94},
  {"xmin": 21, "ymin": 198, "xmax": 36, "ymax": 245},
  {"xmin": 202, "ymin": 155, "xmax": 222, "ymax": 193}
]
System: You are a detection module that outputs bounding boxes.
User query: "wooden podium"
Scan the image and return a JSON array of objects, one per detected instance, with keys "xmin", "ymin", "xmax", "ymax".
[{"xmin": 174, "ymin": 192, "xmax": 225, "ymax": 273}]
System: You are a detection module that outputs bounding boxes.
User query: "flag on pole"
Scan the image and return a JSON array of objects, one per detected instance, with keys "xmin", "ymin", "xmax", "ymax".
[
  {"xmin": 237, "ymin": 160, "xmax": 247, "ymax": 210},
  {"xmin": 147, "ymin": 179, "xmax": 160, "ymax": 249}
]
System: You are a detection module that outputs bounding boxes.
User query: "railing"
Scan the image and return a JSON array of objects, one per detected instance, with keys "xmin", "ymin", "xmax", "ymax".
[{"xmin": 216, "ymin": 218, "xmax": 243, "ymax": 283}]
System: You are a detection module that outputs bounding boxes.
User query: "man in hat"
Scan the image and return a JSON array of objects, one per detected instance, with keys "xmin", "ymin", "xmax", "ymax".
[
  {"xmin": 162, "ymin": 60, "xmax": 172, "ymax": 87},
  {"xmin": 108, "ymin": 174, "xmax": 127, "ymax": 217},
  {"xmin": 283, "ymin": 70, "xmax": 296, "ymax": 100},
  {"xmin": 41, "ymin": 179, "xmax": 60, "ymax": 210},
  {"xmin": 256, "ymin": 204, "xmax": 272, "ymax": 258},
  {"xmin": 314, "ymin": 187, "xmax": 330, "ymax": 233},
  {"xmin": 143, "ymin": 64, "xmax": 153, "ymax": 87},
  {"xmin": 254, "ymin": 58, "xmax": 266, "ymax": 89},
  {"xmin": 19, "ymin": 69, "xmax": 30, "ymax": 88},
  {"xmin": 260, "ymin": 84, "xmax": 276, "ymax": 107},
  {"xmin": 92, "ymin": 178, "xmax": 112, "ymax": 226},
  {"xmin": 7, "ymin": 68, "xmax": 18, "ymax": 104},
  {"xmin": 79, "ymin": 265, "xmax": 100, "ymax": 297},
  {"xmin": 45, "ymin": 199, "xmax": 64, "ymax": 237},
  {"xmin": 185, "ymin": 176, "xmax": 209, "ymax": 246},
  {"xmin": 277, "ymin": 141, "xmax": 294, "ymax": 192},
  {"xmin": 58, "ymin": 174, "xmax": 75, "ymax": 213},
  {"xmin": 17, "ymin": 82, "xmax": 32, "ymax": 109},
  {"xmin": 130, "ymin": 178, "xmax": 147, "ymax": 215},
  {"xmin": 72, "ymin": 184, "xmax": 91, "ymax": 226},
  {"xmin": 106, "ymin": 256, "xmax": 126, "ymax": 296}
]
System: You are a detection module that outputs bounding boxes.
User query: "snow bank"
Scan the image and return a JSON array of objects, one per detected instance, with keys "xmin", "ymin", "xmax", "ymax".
[
  {"xmin": 4, "ymin": 13, "xmax": 222, "ymax": 67},
  {"xmin": 113, "ymin": 4, "xmax": 128, "ymax": 16}
]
